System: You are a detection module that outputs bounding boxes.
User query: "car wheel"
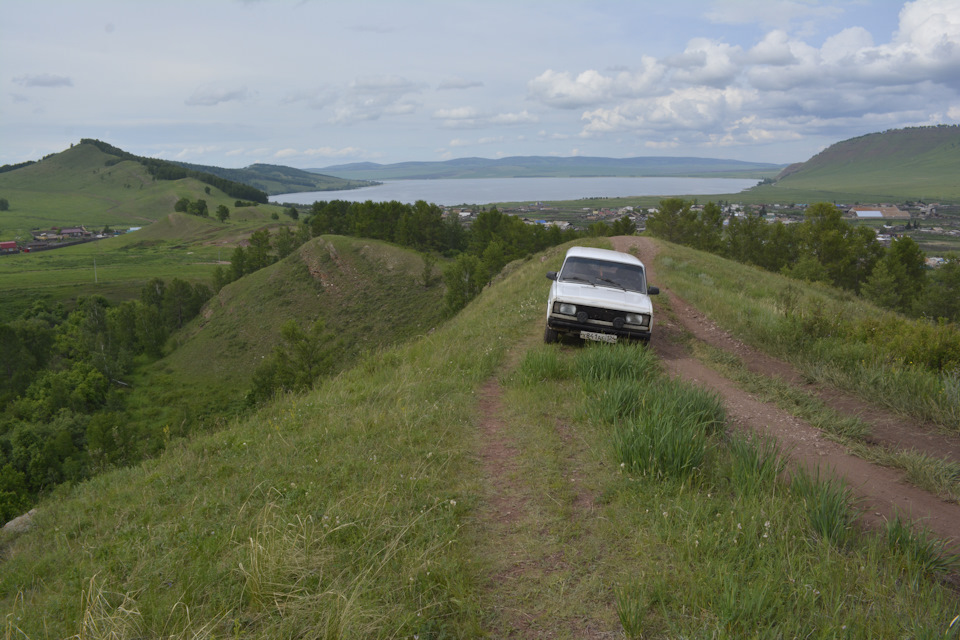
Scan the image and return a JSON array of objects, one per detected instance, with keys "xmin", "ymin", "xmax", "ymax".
[{"xmin": 544, "ymin": 326, "xmax": 559, "ymax": 344}]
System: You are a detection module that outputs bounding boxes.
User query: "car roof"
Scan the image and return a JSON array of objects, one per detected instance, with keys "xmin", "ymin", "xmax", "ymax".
[{"xmin": 563, "ymin": 246, "xmax": 644, "ymax": 268}]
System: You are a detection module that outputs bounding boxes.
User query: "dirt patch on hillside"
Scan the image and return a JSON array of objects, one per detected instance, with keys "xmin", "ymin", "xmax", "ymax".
[{"xmin": 611, "ymin": 236, "xmax": 960, "ymax": 549}]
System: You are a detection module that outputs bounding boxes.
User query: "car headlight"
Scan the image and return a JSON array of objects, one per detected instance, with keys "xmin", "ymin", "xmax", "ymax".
[
  {"xmin": 558, "ymin": 303, "xmax": 577, "ymax": 315},
  {"xmin": 625, "ymin": 313, "xmax": 648, "ymax": 325}
]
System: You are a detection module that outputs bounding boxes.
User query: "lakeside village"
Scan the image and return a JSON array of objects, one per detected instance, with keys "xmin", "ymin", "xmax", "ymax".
[{"xmin": 3, "ymin": 200, "xmax": 959, "ymax": 268}]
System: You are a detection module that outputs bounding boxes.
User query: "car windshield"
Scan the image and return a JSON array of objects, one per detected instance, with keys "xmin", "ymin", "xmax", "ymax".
[{"xmin": 558, "ymin": 257, "xmax": 647, "ymax": 293}]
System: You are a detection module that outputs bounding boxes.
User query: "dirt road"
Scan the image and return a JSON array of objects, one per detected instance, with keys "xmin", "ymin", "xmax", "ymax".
[{"xmin": 610, "ymin": 236, "xmax": 960, "ymax": 548}]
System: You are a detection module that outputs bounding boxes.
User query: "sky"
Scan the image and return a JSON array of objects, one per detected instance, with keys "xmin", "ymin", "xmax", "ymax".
[{"xmin": 2, "ymin": 0, "xmax": 959, "ymax": 169}]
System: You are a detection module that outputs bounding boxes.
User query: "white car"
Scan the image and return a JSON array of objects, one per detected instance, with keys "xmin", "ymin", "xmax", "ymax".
[{"xmin": 544, "ymin": 246, "xmax": 659, "ymax": 344}]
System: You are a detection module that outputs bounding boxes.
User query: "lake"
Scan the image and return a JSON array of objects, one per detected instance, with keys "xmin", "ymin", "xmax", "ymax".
[{"xmin": 271, "ymin": 176, "xmax": 758, "ymax": 207}]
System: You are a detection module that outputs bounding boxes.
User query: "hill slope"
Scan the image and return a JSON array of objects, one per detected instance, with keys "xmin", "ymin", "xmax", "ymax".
[
  {"xmin": 315, "ymin": 155, "xmax": 784, "ymax": 180},
  {"xmin": 2, "ymin": 239, "xmax": 959, "ymax": 636},
  {"xmin": 173, "ymin": 161, "xmax": 377, "ymax": 196},
  {"xmin": 125, "ymin": 234, "xmax": 445, "ymax": 434},
  {"xmin": 771, "ymin": 125, "xmax": 960, "ymax": 200},
  {"xmin": 0, "ymin": 141, "xmax": 287, "ymax": 241}
]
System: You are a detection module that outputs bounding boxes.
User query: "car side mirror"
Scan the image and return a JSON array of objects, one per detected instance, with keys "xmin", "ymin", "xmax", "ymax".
[
  {"xmin": 546, "ymin": 271, "xmax": 558, "ymax": 281},
  {"xmin": 648, "ymin": 286, "xmax": 660, "ymax": 295}
]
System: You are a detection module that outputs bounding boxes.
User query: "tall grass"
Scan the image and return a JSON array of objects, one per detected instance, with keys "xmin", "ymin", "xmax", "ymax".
[
  {"xmin": 654, "ymin": 244, "xmax": 960, "ymax": 429},
  {"xmin": 609, "ymin": 380, "xmax": 725, "ymax": 480},
  {"xmin": 789, "ymin": 467, "xmax": 859, "ymax": 548},
  {"xmin": 570, "ymin": 332, "xmax": 957, "ymax": 638}
]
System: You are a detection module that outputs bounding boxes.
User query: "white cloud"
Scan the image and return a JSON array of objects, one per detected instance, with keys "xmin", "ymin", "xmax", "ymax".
[
  {"xmin": 329, "ymin": 75, "xmax": 424, "ymax": 124},
  {"xmin": 489, "ymin": 110, "xmax": 538, "ymax": 125},
  {"xmin": 667, "ymin": 39, "xmax": 742, "ymax": 88},
  {"xmin": 527, "ymin": 69, "xmax": 615, "ymax": 108},
  {"xmin": 434, "ymin": 107, "xmax": 481, "ymax": 120},
  {"xmin": 528, "ymin": 0, "xmax": 960, "ymax": 155},
  {"xmin": 434, "ymin": 107, "xmax": 537, "ymax": 129}
]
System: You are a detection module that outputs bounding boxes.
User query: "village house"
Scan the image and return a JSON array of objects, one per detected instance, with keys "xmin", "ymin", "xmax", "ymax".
[{"xmin": 0, "ymin": 240, "xmax": 19, "ymax": 255}]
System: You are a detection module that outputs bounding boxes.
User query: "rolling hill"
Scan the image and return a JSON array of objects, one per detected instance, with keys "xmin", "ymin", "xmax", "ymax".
[
  {"xmin": 172, "ymin": 161, "xmax": 377, "ymax": 196},
  {"xmin": 768, "ymin": 125, "xmax": 960, "ymax": 201},
  {"xmin": 126, "ymin": 234, "xmax": 446, "ymax": 433},
  {"xmin": 0, "ymin": 141, "xmax": 286, "ymax": 241}
]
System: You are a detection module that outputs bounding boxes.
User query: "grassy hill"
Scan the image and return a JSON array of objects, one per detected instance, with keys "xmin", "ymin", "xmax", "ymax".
[
  {"xmin": 125, "ymin": 234, "xmax": 445, "ymax": 439},
  {"xmin": 173, "ymin": 161, "xmax": 377, "ymax": 196},
  {"xmin": 1, "ymin": 238, "xmax": 957, "ymax": 637},
  {"xmin": 762, "ymin": 125, "xmax": 960, "ymax": 201},
  {"xmin": 0, "ymin": 142, "xmax": 290, "ymax": 243},
  {"xmin": 316, "ymin": 155, "xmax": 784, "ymax": 181}
]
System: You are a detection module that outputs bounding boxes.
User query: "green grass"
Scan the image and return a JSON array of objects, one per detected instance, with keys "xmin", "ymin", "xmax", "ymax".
[
  {"xmin": 0, "ymin": 210, "xmax": 292, "ymax": 322},
  {"xmin": 122, "ymin": 234, "xmax": 447, "ymax": 446},
  {"xmin": 651, "ymin": 241, "xmax": 960, "ymax": 430},
  {"xmin": 2, "ymin": 240, "xmax": 958, "ymax": 638}
]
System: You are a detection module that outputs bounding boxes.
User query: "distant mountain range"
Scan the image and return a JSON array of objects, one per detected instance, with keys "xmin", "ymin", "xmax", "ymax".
[{"xmin": 311, "ymin": 156, "xmax": 786, "ymax": 181}]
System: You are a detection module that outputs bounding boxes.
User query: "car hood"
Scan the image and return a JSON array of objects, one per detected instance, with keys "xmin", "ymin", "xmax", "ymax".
[{"xmin": 552, "ymin": 281, "xmax": 653, "ymax": 314}]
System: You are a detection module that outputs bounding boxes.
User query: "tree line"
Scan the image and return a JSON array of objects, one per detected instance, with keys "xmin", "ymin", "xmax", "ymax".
[
  {"xmin": 646, "ymin": 198, "xmax": 960, "ymax": 324},
  {"xmin": 306, "ymin": 199, "xmax": 634, "ymax": 314}
]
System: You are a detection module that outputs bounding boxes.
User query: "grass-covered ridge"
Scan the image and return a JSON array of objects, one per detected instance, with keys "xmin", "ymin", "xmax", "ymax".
[
  {"xmin": 2, "ymin": 239, "xmax": 958, "ymax": 638},
  {"xmin": 649, "ymin": 240, "xmax": 960, "ymax": 430},
  {"xmin": 768, "ymin": 125, "xmax": 960, "ymax": 201},
  {"xmin": 125, "ymin": 234, "xmax": 446, "ymax": 439}
]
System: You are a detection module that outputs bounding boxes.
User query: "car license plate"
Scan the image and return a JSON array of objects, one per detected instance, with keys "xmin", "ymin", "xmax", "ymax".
[{"xmin": 581, "ymin": 330, "xmax": 617, "ymax": 344}]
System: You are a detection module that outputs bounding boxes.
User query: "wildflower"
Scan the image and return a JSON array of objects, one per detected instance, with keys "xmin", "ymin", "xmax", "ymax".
[{"xmin": 450, "ymin": 499, "xmax": 457, "ymax": 507}]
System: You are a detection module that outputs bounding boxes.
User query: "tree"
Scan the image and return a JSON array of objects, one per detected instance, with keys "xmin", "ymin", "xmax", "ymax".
[
  {"xmin": 174, "ymin": 197, "xmax": 190, "ymax": 213},
  {"xmin": 862, "ymin": 258, "xmax": 905, "ymax": 311},
  {"xmin": 272, "ymin": 226, "xmax": 297, "ymax": 260},
  {"xmin": 918, "ymin": 258, "xmax": 960, "ymax": 321},
  {"xmin": 0, "ymin": 198, "xmax": 10, "ymax": 211},
  {"xmin": 229, "ymin": 246, "xmax": 247, "ymax": 281},
  {"xmin": 247, "ymin": 319, "xmax": 340, "ymax": 403},
  {"xmin": 211, "ymin": 265, "xmax": 231, "ymax": 293},
  {"xmin": 646, "ymin": 198, "xmax": 695, "ymax": 244},
  {"xmin": 723, "ymin": 212, "xmax": 768, "ymax": 266},
  {"xmin": 188, "ymin": 199, "xmax": 209, "ymax": 217},
  {"xmin": 246, "ymin": 229, "xmax": 273, "ymax": 271},
  {"xmin": 794, "ymin": 203, "xmax": 881, "ymax": 292},
  {"xmin": 689, "ymin": 202, "xmax": 723, "ymax": 253},
  {"xmin": 442, "ymin": 254, "xmax": 487, "ymax": 316},
  {"xmin": 216, "ymin": 204, "xmax": 230, "ymax": 223}
]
